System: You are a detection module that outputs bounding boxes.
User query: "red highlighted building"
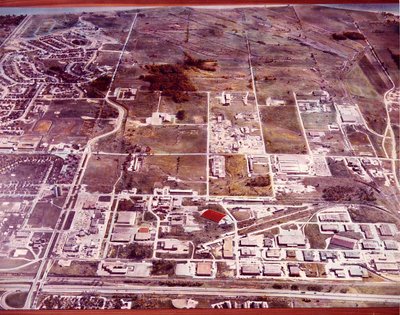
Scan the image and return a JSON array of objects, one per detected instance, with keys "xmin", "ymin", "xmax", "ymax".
[{"xmin": 201, "ymin": 209, "xmax": 226, "ymax": 223}]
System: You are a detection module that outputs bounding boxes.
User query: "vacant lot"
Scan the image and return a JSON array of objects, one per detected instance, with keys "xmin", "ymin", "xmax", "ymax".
[
  {"xmin": 5, "ymin": 292, "xmax": 28, "ymax": 309},
  {"xmin": 301, "ymin": 111, "xmax": 336, "ymax": 131},
  {"xmin": 107, "ymin": 243, "xmax": 153, "ymax": 260},
  {"xmin": 124, "ymin": 125, "xmax": 207, "ymax": 154},
  {"xmin": 304, "ymin": 223, "xmax": 330, "ymax": 249},
  {"xmin": 260, "ymin": 106, "xmax": 307, "ymax": 154},
  {"xmin": 33, "ymin": 120, "xmax": 52, "ymax": 133},
  {"xmin": 126, "ymin": 91, "xmax": 160, "ymax": 119},
  {"xmin": 49, "ymin": 261, "xmax": 99, "ymax": 277},
  {"xmin": 210, "ymin": 155, "xmax": 272, "ymax": 196},
  {"xmin": 28, "ymin": 201, "xmax": 61, "ymax": 228},
  {"xmin": 348, "ymin": 206, "xmax": 398, "ymax": 224},
  {"xmin": 82, "ymin": 155, "xmax": 123, "ymax": 193},
  {"xmin": 358, "ymin": 55, "xmax": 390, "ymax": 95},
  {"xmin": 159, "ymin": 92, "xmax": 208, "ymax": 124},
  {"xmin": 344, "ymin": 64, "xmax": 387, "ymax": 135},
  {"xmin": 345, "ymin": 126, "xmax": 375, "ymax": 156},
  {"xmin": 119, "ymin": 155, "xmax": 206, "ymax": 194}
]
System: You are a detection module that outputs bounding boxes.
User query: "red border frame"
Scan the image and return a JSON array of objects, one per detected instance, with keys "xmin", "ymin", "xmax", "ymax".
[
  {"xmin": 0, "ymin": 2, "xmax": 398, "ymax": 315},
  {"xmin": 0, "ymin": 0, "xmax": 398, "ymax": 7}
]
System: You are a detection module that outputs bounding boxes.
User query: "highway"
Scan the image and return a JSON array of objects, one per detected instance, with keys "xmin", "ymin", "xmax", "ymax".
[
  {"xmin": 42, "ymin": 283, "xmax": 400, "ymax": 304},
  {"xmin": 0, "ymin": 15, "xmax": 31, "ymax": 49}
]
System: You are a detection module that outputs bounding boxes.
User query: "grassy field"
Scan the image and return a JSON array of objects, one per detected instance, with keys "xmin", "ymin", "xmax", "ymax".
[
  {"xmin": 33, "ymin": 120, "xmax": 52, "ymax": 133},
  {"xmin": 159, "ymin": 93, "xmax": 207, "ymax": 124},
  {"xmin": 5, "ymin": 292, "xmax": 28, "ymax": 308},
  {"xmin": 82, "ymin": 155, "xmax": 123, "ymax": 193},
  {"xmin": 28, "ymin": 201, "xmax": 61, "ymax": 228},
  {"xmin": 345, "ymin": 126, "xmax": 375, "ymax": 156},
  {"xmin": 49, "ymin": 261, "xmax": 99, "ymax": 277},
  {"xmin": 260, "ymin": 105, "xmax": 307, "ymax": 154},
  {"xmin": 119, "ymin": 155, "xmax": 206, "ymax": 194},
  {"xmin": 348, "ymin": 206, "xmax": 398, "ymax": 224},
  {"xmin": 304, "ymin": 224, "xmax": 330, "ymax": 249},
  {"xmin": 124, "ymin": 125, "xmax": 207, "ymax": 154},
  {"xmin": 209, "ymin": 155, "xmax": 272, "ymax": 196},
  {"xmin": 301, "ymin": 112, "xmax": 336, "ymax": 131},
  {"xmin": 344, "ymin": 63, "xmax": 387, "ymax": 135},
  {"xmin": 0, "ymin": 258, "xmax": 29, "ymax": 269}
]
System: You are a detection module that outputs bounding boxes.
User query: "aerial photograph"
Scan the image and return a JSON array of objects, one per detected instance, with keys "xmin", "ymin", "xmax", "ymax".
[{"xmin": 0, "ymin": 3, "xmax": 398, "ymax": 311}]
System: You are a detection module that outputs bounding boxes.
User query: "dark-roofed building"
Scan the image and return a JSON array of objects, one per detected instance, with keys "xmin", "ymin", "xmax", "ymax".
[
  {"xmin": 329, "ymin": 234, "xmax": 357, "ymax": 250},
  {"xmin": 384, "ymin": 240, "xmax": 398, "ymax": 250},
  {"xmin": 263, "ymin": 264, "xmax": 282, "ymax": 276},
  {"xmin": 361, "ymin": 239, "xmax": 380, "ymax": 250},
  {"xmin": 360, "ymin": 225, "xmax": 374, "ymax": 239},
  {"xmin": 343, "ymin": 251, "xmax": 361, "ymax": 259},
  {"xmin": 263, "ymin": 238, "xmax": 273, "ymax": 248},
  {"xmin": 288, "ymin": 264, "xmax": 301, "ymax": 277},
  {"xmin": 378, "ymin": 224, "xmax": 395, "ymax": 237},
  {"xmin": 241, "ymin": 265, "xmax": 260, "ymax": 276},
  {"xmin": 303, "ymin": 251, "xmax": 316, "ymax": 262},
  {"xmin": 320, "ymin": 251, "xmax": 336, "ymax": 261},
  {"xmin": 321, "ymin": 224, "xmax": 340, "ymax": 233}
]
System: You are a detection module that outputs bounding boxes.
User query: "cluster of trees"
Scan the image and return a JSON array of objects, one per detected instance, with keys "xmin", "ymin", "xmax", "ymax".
[
  {"xmin": 71, "ymin": 38, "xmax": 88, "ymax": 46},
  {"xmin": 151, "ymin": 260, "xmax": 176, "ymax": 276},
  {"xmin": 140, "ymin": 53, "xmax": 218, "ymax": 103},
  {"xmin": 140, "ymin": 64, "xmax": 195, "ymax": 103},
  {"xmin": 322, "ymin": 185, "xmax": 376, "ymax": 202},
  {"xmin": 246, "ymin": 176, "xmax": 271, "ymax": 187},
  {"xmin": 183, "ymin": 52, "xmax": 218, "ymax": 72},
  {"xmin": 0, "ymin": 15, "xmax": 25, "ymax": 27},
  {"xmin": 125, "ymin": 243, "xmax": 153, "ymax": 260},
  {"xmin": 332, "ymin": 31, "xmax": 365, "ymax": 41},
  {"xmin": 46, "ymin": 64, "xmax": 76, "ymax": 83},
  {"xmin": 89, "ymin": 75, "xmax": 112, "ymax": 92},
  {"xmin": 176, "ymin": 109, "xmax": 186, "ymax": 120}
]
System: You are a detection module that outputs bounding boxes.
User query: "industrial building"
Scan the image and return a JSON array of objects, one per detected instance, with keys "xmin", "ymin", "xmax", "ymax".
[
  {"xmin": 196, "ymin": 262, "xmax": 213, "ymax": 276},
  {"xmin": 276, "ymin": 155, "xmax": 310, "ymax": 175},
  {"xmin": 329, "ymin": 234, "xmax": 357, "ymax": 250},
  {"xmin": 276, "ymin": 230, "xmax": 306, "ymax": 247},
  {"xmin": 210, "ymin": 155, "xmax": 226, "ymax": 178},
  {"xmin": 262, "ymin": 264, "xmax": 282, "ymax": 276}
]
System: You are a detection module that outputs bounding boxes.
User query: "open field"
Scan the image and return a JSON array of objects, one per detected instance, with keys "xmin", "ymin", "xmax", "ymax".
[
  {"xmin": 344, "ymin": 64, "xmax": 387, "ymax": 135},
  {"xmin": 33, "ymin": 120, "xmax": 52, "ymax": 133},
  {"xmin": 124, "ymin": 125, "xmax": 207, "ymax": 154},
  {"xmin": 118, "ymin": 154, "xmax": 206, "ymax": 194},
  {"xmin": 49, "ymin": 261, "xmax": 99, "ymax": 277},
  {"xmin": 159, "ymin": 93, "xmax": 208, "ymax": 124},
  {"xmin": 345, "ymin": 125, "xmax": 376, "ymax": 156},
  {"xmin": 28, "ymin": 201, "xmax": 61, "ymax": 228},
  {"xmin": 304, "ymin": 224, "xmax": 330, "ymax": 249},
  {"xmin": 301, "ymin": 112, "xmax": 337, "ymax": 131},
  {"xmin": 210, "ymin": 154, "xmax": 272, "ymax": 196},
  {"xmin": 260, "ymin": 106, "xmax": 307, "ymax": 154},
  {"xmin": 5, "ymin": 292, "xmax": 28, "ymax": 309},
  {"xmin": 124, "ymin": 91, "xmax": 160, "ymax": 120},
  {"xmin": 82, "ymin": 154, "xmax": 123, "ymax": 193}
]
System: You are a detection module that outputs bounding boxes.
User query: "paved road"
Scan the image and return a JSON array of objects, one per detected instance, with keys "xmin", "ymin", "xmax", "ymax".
[{"xmin": 42, "ymin": 283, "xmax": 400, "ymax": 304}]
